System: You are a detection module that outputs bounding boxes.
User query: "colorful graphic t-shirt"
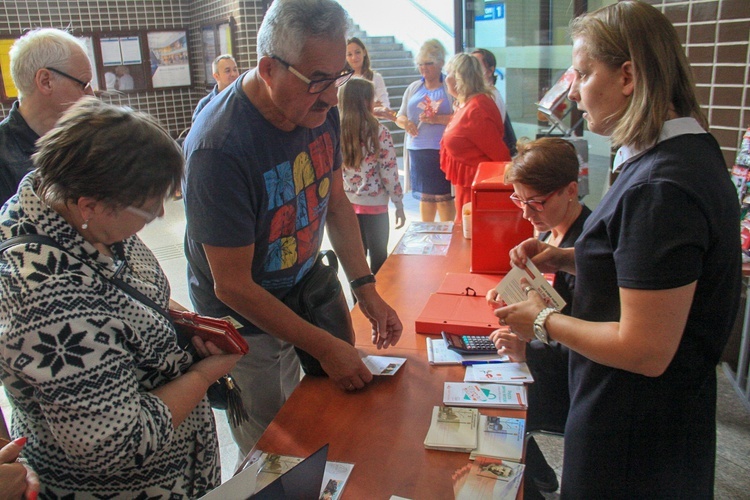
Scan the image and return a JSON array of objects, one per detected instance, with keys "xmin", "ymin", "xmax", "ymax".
[{"xmin": 183, "ymin": 75, "xmax": 341, "ymax": 332}]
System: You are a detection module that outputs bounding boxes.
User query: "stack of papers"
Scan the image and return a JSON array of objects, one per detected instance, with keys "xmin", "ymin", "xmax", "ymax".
[
  {"xmin": 423, "ymin": 406, "xmax": 526, "ymax": 463},
  {"xmin": 463, "ymin": 362, "xmax": 533, "ymax": 385},
  {"xmin": 423, "ymin": 406, "xmax": 479, "ymax": 452},
  {"xmin": 443, "ymin": 382, "xmax": 528, "ymax": 410}
]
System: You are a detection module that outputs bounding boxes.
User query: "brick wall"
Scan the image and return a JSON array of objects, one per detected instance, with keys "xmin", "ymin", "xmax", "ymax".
[
  {"xmin": 0, "ymin": 0, "xmax": 265, "ymax": 137},
  {"xmin": 648, "ymin": 0, "xmax": 750, "ymax": 166}
]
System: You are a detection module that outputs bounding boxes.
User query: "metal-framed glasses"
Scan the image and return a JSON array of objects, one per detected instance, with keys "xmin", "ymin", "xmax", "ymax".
[
  {"xmin": 125, "ymin": 205, "xmax": 162, "ymax": 224},
  {"xmin": 46, "ymin": 67, "xmax": 91, "ymax": 92},
  {"xmin": 509, "ymin": 189, "xmax": 561, "ymax": 213},
  {"xmin": 271, "ymin": 55, "xmax": 353, "ymax": 94}
]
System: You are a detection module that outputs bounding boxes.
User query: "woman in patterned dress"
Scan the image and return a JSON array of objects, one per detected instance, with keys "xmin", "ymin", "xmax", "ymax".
[{"xmin": 0, "ymin": 98, "xmax": 240, "ymax": 498}]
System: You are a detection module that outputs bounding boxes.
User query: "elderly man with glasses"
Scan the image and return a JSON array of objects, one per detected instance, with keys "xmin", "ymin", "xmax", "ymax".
[
  {"xmin": 0, "ymin": 28, "xmax": 94, "ymax": 205},
  {"xmin": 183, "ymin": 0, "xmax": 403, "ymax": 460}
]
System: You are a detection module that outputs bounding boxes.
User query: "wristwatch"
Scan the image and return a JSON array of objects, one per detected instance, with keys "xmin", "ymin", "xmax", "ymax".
[
  {"xmin": 533, "ymin": 307, "xmax": 557, "ymax": 344},
  {"xmin": 350, "ymin": 273, "xmax": 376, "ymax": 290}
]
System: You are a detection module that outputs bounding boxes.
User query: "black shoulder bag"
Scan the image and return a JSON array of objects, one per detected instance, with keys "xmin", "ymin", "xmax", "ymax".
[
  {"xmin": 0, "ymin": 234, "xmax": 249, "ymax": 427},
  {"xmin": 282, "ymin": 250, "xmax": 355, "ymax": 376}
]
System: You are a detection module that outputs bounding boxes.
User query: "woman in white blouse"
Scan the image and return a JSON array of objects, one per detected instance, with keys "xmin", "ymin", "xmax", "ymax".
[{"xmin": 346, "ymin": 37, "xmax": 395, "ymax": 120}]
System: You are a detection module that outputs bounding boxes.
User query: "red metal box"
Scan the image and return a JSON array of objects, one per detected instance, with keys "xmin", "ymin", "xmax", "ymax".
[{"xmin": 471, "ymin": 162, "xmax": 534, "ymax": 274}]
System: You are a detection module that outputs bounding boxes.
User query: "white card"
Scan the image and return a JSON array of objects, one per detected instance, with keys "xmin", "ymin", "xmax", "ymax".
[
  {"xmin": 362, "ymin": 355, "xmax": 406, "ymax": 375},
  {"xmin": 494, "ymin": 259, "xmax": 566, "ymax": 311}
]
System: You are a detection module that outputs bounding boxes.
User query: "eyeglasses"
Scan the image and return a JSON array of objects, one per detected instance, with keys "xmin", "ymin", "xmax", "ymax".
[
  {"xmin": 125, "ymin": 204, "xmax": 162, "ymax": 224},
  {"xmin": 509, "ymin": 190, "xmax": 561, "ymax": 212},
  {"xmin": 46, "ymin": 67, "xmax": 91, "ymax": 92},
  {"xmin": 271, "ymin": 55, "xmax": 354, "ymax": 94}
]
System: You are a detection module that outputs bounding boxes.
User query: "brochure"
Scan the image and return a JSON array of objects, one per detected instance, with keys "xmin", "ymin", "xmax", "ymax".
[
  {"xmin": 494, "ymin": 259, "xmax": 566, "ymax": 311},
  {"xmin": 443, "ymin": 382, "xmax": 527, "ymax": 410},
  {"xmin": 463, "ymin": 362, "xmax": 534, "ymax": 385}
]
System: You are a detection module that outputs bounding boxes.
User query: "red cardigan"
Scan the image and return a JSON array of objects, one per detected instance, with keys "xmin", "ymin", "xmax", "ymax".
[{"xmin": 440, "ymin": 93, "xmax": 510, "ymax": 187}]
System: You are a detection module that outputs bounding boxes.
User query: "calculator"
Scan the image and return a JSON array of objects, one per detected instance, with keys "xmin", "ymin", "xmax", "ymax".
[{"xmin": 441, "ymin": 331, "xmax": 498, "ymax": 355}]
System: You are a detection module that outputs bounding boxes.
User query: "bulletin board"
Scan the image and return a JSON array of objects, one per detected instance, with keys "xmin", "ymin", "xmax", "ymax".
[{"xmin": 0, "ymin": 27, "xmax": 193, "ymax": 102}]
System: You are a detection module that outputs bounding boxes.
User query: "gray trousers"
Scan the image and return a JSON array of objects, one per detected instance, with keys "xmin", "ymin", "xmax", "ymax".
[{"xmin": 228, "ymin": 333, "xmax": 300, "ymax": 463}]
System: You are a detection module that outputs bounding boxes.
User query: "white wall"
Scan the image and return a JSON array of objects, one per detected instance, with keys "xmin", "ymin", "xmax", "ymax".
[{"xmin": 337, "ymin": 0, "xmax": 455, "ymax": 60}]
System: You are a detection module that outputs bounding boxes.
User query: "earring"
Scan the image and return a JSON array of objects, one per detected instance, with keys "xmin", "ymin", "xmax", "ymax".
[{"xmin": 81, "ymin": 219, "xmax": 89, "ymax": 230}]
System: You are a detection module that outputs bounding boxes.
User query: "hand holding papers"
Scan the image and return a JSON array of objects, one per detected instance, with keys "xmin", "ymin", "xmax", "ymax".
[{"xmin": 494, "ymin": 259, "xmax": 566, "ymax": 311}]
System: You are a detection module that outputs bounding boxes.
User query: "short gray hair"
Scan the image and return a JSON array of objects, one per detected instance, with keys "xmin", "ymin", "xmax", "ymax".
[
  {"xmin": 256, "ymin": 0, "xmax": 350, "ymax": 64},
  {"xmin": 10, "ymin": 28, "xmax": 87, "ymax": 100},
  {"xmin": 212, "ymin": 54, "xmax": 236, "ymax": 74}
]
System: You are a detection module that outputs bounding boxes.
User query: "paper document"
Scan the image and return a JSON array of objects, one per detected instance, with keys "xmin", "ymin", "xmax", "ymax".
[
  {"xmin": 494, "ymin": 259, "xmax": 566, "ymax": 311},
  {"xmin": 464, "ymin": 363, "xmax": 534, "ymax": 385},
  {"xmin": 362, "ymin": 355, "xmax": 406, "ymax": 375},
  {"xmin": 426, "ymin": 337, "xmax": 508, "ymax": 365}
]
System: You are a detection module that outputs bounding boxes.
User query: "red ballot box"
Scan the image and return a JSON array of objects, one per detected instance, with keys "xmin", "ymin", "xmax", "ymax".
[{"xmin": 471, "ymin": 162, "xmax": 534, "ymax": 274}]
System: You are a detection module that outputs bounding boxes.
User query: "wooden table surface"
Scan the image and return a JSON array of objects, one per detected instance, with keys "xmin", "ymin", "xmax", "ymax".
[{"xmin": 255, "ymin": 228, "xmax": 522, "ymax": 499}]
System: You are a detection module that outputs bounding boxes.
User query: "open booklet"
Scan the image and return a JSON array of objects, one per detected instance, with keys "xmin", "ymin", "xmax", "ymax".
[
  {"xmin": 453, "ymin": 456, "xmax": 525, "ymax": 500},
  {"xmin": 423, "ymin": 406, "xmax": 525, "ymax": 462},
  {"xmin": 494, "ymin": 259, "xmax": 566, "ymax": 311}
]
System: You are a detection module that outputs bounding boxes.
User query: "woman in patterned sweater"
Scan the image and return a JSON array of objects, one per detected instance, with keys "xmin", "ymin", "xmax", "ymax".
[{"xmin": 0, "ymin": 98, "xmax": 240, "ymax": 498}]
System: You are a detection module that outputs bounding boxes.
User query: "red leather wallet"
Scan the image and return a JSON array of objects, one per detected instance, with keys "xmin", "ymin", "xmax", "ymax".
[{"xmin": 169, "ymin": 310, "xmax": 249, "ymax": 355}]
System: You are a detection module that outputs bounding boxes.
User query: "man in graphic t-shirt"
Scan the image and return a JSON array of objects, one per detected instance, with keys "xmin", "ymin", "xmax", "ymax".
[{"xmin": 182, "ymin": 0, "xmax": 403, "ymax": 459}]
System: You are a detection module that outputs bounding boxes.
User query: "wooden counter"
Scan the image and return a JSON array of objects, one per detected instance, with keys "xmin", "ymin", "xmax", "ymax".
[{"xmin": 255, "ymin": 228, "xmax": 521, "ymax": 499}]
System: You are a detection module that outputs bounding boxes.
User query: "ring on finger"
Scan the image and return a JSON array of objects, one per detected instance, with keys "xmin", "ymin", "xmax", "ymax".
[
  {"xmin": 499, "ymin": 318, "xmax": 507, "ymax": 326},
  {"xmin": 523, "ymin": 285, "xmax": 533, "ymax": 295}
]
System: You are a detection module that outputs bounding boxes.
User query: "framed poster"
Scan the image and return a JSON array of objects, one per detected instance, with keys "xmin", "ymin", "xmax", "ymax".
[
  {"xmin": 0, "ymin": 38, "xmax": 17, "ymax": 101},
  {"xmin": 201, "ymin": 18, "xmax": 236, "ymax": 86},
  {"xmin": 148, "ymin": 30, "xmax": 191, "ymax": 88},
  {"xmin": 201, "ymin": 26, "xmax": 217, "ymax": 85},
  {"xmin": 98, "ymin": 34, "xmax": 146, "ymax": 91}
]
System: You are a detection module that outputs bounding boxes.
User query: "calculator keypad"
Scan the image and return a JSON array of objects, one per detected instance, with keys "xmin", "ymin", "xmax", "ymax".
[{"xmin": 463, "ymin": 336, "xmax": 495, "ymax": 350}]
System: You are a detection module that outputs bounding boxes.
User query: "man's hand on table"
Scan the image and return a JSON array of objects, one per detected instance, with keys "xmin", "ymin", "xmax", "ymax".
[{"xmin": 317, "ymin": 335, "xmax": 373, "ymax": 391}]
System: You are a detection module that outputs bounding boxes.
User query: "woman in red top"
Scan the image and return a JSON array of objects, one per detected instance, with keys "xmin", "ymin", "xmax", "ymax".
[{"xmin": 441, "ymin": 53, "xmax": 511, "ymax": 223}]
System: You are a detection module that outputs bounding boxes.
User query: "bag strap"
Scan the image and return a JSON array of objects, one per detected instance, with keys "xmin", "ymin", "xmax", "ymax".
[
  {"xmin": 0, "ymin": 233, "xmax": 172, "ymax": 323},
  {"xmin": 318, "ymin": 249, "xmax": 338, "ymax": 273}
]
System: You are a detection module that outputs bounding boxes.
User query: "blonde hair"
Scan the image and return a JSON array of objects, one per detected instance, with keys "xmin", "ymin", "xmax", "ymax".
[
  {"xmin": 445, "ymin": 53, "xmax": 490, "ymax": 103},
  {"xmin": 570, "ymin": 1, "xmax": 706, "ymax": 149},
  {"xmin": 339, "ymin": 79, "xmax": 380, "ymax": 168},
  {"xmin": 415, "ymin": 39, "xmax": 446, "ymax": 67}
]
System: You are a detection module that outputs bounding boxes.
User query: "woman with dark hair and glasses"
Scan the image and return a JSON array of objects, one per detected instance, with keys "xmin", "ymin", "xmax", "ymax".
[
  {"xmin": 487, "ymin": 137, "xmax": 590, "ymax": 496},
  {"xmin": 0, "ymin": 98, "xmax": 240, "ymax": 497}
]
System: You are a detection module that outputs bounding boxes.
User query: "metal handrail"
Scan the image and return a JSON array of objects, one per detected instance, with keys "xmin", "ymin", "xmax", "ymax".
[{"xmin": 406, "ymin": 0, "xmax": 454, "ymax": 37}]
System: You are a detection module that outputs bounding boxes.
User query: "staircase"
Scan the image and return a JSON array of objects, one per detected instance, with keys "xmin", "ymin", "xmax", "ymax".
[{"xmin": 350, "ymin": 28, "xmax": 421, "ymax": 156}]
